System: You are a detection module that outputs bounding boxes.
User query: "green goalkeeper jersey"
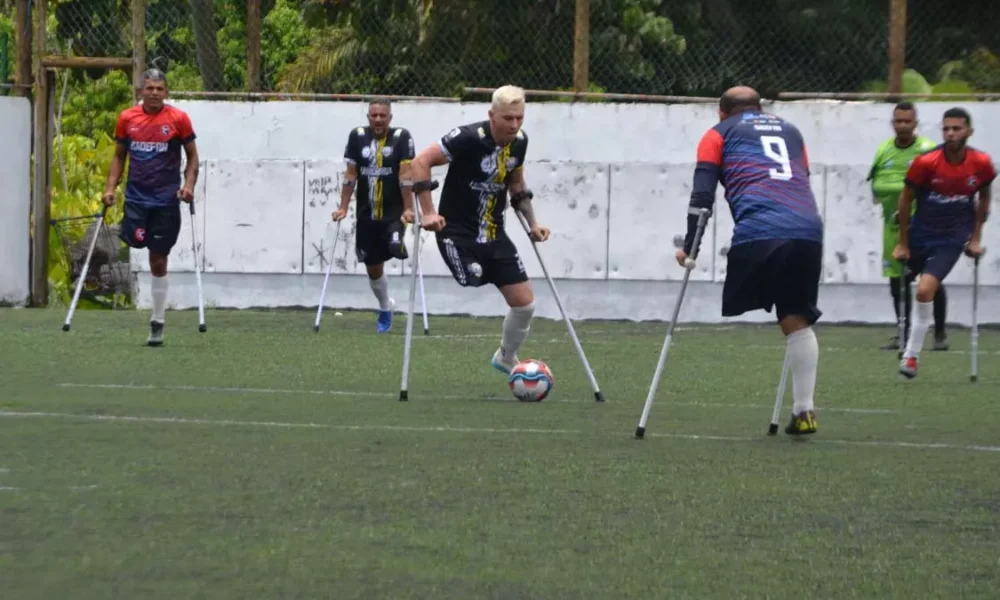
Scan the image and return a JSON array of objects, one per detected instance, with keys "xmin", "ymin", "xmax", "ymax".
[{"xmin": 868, "ymin": 135, "xmax": 937, "ymax": 220}]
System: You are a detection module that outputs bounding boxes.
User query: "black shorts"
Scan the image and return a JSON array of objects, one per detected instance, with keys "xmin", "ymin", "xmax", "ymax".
[
  {"xmin": 436, "ymin": 234, "xmax": 528, "ymax": 288},
  {"xmin": 355, "ymin": 219, "xmax": 407, "ymax": 266},
  {"xmin": 119, "ymin": 202, "xmax": 182, "ymax": 256},
  {"xmin": 723, "ymin": 239, "xmax": 823, "ymax": 325},
  {"xmin": 907, "ymin": 244, "xmax": 963, "ymax": 283}
]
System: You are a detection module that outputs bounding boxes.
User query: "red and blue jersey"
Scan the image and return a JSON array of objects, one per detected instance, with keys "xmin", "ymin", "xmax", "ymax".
[
  {"xmin": 689, "ymin": 112, "xmax": 823, "ymax": 248},
  {"xmin": 114, "ymin": 104, "xmax": 196, "ymax": 206},
  {"xmin": 904, "ymin": 146, "xmax": 995, "ymax": 249}
]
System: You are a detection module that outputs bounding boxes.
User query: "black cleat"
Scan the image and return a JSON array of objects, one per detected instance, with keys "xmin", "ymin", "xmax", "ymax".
[{"xmin": 147, "ymin": 321, "xmax": 164, "ymax": 347}]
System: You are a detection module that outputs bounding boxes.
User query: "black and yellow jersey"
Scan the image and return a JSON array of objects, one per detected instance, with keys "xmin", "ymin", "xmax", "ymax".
[
  {"xmin": 437, "ymin": 121, "xmax": 528, "ymax": 243},
  {"xmin": 343, "ymin": 126, "xmax": 415, "ymax": 222}
]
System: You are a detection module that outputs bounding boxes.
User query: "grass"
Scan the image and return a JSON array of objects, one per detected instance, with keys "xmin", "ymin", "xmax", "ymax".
[{"xmin": 1, "ymin": 307, "xmax": 998, "ymax": 599}]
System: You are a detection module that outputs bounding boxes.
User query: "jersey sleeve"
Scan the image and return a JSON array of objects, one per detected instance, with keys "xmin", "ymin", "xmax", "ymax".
[
  {"xmin": 114, "ymin": 111, "xmax": 130, "ymax": 145},
  {"xmin": 978, "ymin": 154, "xmax": 997, "ymax": 189},
  {"xmin": 685, "ymin": 128, "xmax": 724, "ymax": 254},
  {"xmin": 175, "ymin": 111, "xmax": 196, "ymax": 143},
  {"xmin": 396, "ymin": 128, "xmax": 416, "ymax": 164},
  {"xmin": 512, "ymin": 130, "xmax": 529, "ymax": 172},
  {"xmin": 904, "ymin": 154, "xmax": 933, "ymax": 189},
  {"xmin": 438, "ymin": 126, "xmax": 476, "ymax": 162},
  {"xmin": 867, "ymin": 143, "xmax": 885, "ymax": 182},
  {"xmin": 343, "ymin": 128, "xmax": 360, "ymax": 164}
]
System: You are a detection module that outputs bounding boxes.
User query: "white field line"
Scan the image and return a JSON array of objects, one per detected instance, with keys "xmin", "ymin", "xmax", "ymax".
[
  {"xmin": 55, "ymin": 382, "xmax": 896, "ymax": 414},
  {"xmin": 1, "ymin": 409, "xmax": 998, "ymax": 454}
]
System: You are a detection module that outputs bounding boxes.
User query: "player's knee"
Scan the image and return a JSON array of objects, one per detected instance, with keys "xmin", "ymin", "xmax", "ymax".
[
  {"xmin": 779, "ymin": 314, "xmax": 811, "ymax": 336},
  {"xmin": 149, "ymin": 253, "xmax": 168, "ymax": 277},
  {"xmin": 501, "ymin": 281, "xmax": 534, "ymax": 308},
  {"xmin": 366, "ymin": 263, "xmax": 384, "ymax": 279}
]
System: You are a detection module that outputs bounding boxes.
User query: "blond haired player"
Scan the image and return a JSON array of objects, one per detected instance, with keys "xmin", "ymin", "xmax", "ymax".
[{"xmin": 404, "ymin": 85, "xmax": 550, "ymax": 374}]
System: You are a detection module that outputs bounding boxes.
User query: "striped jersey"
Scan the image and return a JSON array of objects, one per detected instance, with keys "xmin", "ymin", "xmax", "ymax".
[
  {"xmin": 691, "ymin": 111, "xmax": 823, "ymax": 247},
  {"xmin": 343, "ymin": 126, "xmax": 415, "ymax": 221},
  {"xmin": 437, "ymin": 121, "xmax": 528, "ymax": 243}
]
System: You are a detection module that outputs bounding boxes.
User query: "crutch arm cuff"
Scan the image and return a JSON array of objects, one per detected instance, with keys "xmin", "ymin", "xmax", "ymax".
[
  {"xmin": 510, "ymin": 189, "xmax": 534, "ymax": 208},
  {"xmin": 413, "ymin": 179, "xmax": 439, "ymax": 193}
]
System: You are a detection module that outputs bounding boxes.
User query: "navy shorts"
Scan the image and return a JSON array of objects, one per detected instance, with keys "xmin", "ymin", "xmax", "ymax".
[
  {"xmin": 436, "ymin": 234, "xmax": 528, "ymax": 288},
  {"xmin": 119, "ymin": 202, "xmax": 182, "ymax": 256},
  {"xmin": 723, "ymin": 239, "xmax": 824, "ymax": 325},
  {"xmin": 355, "ymin": 218, "xmax": 408, "ymax": 266},
  {"xmin": 907, "ymin": 244, "xmax": 964, "ymax": 283}
]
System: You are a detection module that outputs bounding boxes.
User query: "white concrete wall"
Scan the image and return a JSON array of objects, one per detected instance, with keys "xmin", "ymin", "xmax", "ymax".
[
  {"xmin": 10, "ymin": 96, "xmax": 992, "ymax": 324},
  {"xmin": 0, "ymin": 97, "xmax": 31, "ymax": 306}
]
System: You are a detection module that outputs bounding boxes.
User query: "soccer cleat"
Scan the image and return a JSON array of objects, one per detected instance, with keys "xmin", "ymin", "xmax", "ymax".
[
  {"xmin": 491, "ymin": 348, "xmax": 518, "ymax": 375},
  {"xmin": 932, "ymin": 333, "xmax": 949, "ymax": 351},
  {"xmin": 784, "ymin": 410, "xmax": 818, "ymax": 435},
  {"xmin": 377, "ymin": 298, "xmax": 395, "ymax": 333},
  {"xmin": 147, "ymin": 321, "xmax": 164, "ymax": 347},
  {"xmin": 899, "ymin": 356, "xmax": 918, "ymax": 379}
]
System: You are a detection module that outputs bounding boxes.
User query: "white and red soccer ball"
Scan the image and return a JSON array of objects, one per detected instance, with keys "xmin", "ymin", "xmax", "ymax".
[{"xmin": 508, "ymin": 359, "xmax": 554, "ymax": 402}]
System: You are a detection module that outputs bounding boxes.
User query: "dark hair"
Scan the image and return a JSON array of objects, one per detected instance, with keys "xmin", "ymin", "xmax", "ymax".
[
  {"xmin": 943, "ymin": 107, "xmax": 971, "ymax": 125},
  {"xmin": 719, "ymin": 89, "xmax": 762, "ymax": 115},
  {"xmin": 141, "ymin": 68, "xmax": 168, "ymax": 87},
  {"xmin": 894, "ymin": 101, "xmax": 915, "ymax": 113},
  {"xmin": 369, "ymin": 97, "xmax": 391, "ymax": 111}
]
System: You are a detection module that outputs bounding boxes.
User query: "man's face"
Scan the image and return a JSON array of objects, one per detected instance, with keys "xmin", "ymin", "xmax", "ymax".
[
  {"xmin": 367, "ymin": 103, "xmax": 391, "ymax": 137},
  {"xmin": 142, "ymin": 78, "xmax": 167, "ymax": 110},
  {"xmin": 942, "ymin": 117, "xmax": 971, "ymax": 151},
  {"xmin": 892, "ymin": 109, "xmax": 917, "ymax": 139},
  {"xmin": 488, "ymin": 103, "xmax": 524, "ymax": 146}
]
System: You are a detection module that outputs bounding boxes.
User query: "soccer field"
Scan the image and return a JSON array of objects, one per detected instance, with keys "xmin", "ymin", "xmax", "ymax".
[{"xmin": 2, "ymin": 308, "xmax": 998, "ymax": 598}]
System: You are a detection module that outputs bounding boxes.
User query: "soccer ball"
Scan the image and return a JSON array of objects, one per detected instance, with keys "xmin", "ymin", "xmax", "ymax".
[{"xmin": 508, "ymin": 359, "xmax": 554, "ymax": 402}]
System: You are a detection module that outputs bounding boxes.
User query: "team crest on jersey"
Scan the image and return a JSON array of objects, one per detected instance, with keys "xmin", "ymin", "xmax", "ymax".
[
  {"xmin": 467, "ymin": 262, "xmax": 483, "ymax": 278},
  {"xmin": 968, "ymin": 176, "xmax": 977, "ymax": 187},
  {"xmin": 135, "ymin": 228, "xmax": 146, "ymax": 242},
  {"xmin": 382, "ymin": 147, "xmax": 393, "ymax": 157},
  {"xmin": 446, "ymin": 127, "xmax": 461, "ymax": 140},
  {"xmin": 505, "ymin": 157, "xmax": 519, "ymax": 169},
  {"xmin": 361, "ymin": 146, "xmax": 372, "ymax": 159},
  {"xmin": 160, "ymin": 125, "xmax": 170, "ymax": 136}
]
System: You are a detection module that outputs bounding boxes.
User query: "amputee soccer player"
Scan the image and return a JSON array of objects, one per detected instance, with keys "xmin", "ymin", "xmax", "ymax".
[
  {"xmin": 332, "ymin": 98, "xmax": 416, "ymax": 333},
  {"xmin": 677, "ymin": 86, "xmax": 824, "ymax": 435},
  {"xmin": 404, "ymin": 85, "xmax": 551, "ymax": 374},
  {"xmin": 867, "ymin": 101, "xmax": 949, "ymax": 351},
  {"xmin": 103, "ymin": 69, "xmax": 199, "ymax": 347},
  {"xmin": 894, "ymin": 107, "xmax": 994, "ymax": 379}
]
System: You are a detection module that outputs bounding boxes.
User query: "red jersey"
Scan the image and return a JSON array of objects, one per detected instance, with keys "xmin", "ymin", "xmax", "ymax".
[
  {"xmin": 904, "ymin": 145, "xmax": 995, "ymax": 248},
  {"xmin": 114, "ymin": 104, "xmax": 196, "ymax": 206}
]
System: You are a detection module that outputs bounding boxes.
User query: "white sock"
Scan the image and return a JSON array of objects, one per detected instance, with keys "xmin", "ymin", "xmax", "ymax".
[
  {"xmin": 903, "ymin": 301, "xmax": 934, "ymax": 359},
  {"xmin": 787, "ymin": 327, "xmax": 819, "ymax": 414},
  {"xmin": 151, "ymin": 275, "xmax": 168, "ymax": 323},
  {"xmin": 501, "ymin": 303, "xmax": 535, "ymax": 360},
  {"xmin": 369, "ymin": 274, "xmax": 392, "ymax": 311}
]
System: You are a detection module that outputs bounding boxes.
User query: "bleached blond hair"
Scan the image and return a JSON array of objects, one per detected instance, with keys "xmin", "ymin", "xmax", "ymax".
[{"xmin": 491, "ymin": 85, "xmax": 525, "ymax": 110}]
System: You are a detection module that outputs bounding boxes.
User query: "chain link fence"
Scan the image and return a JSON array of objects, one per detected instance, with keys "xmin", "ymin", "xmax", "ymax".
[{"xmin": 19, "ymin": 0, "xmax": 1000, "ymax": 99}]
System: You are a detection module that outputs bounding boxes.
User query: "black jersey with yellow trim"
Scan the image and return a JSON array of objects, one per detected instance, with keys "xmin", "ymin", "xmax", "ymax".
[
  {"xmin": 343, "ymin": 126, "xmax": 415, "ymax": 221},
  {"xmin": 436, "ymin": 121, "xmax": 528, "ymax": 243}
]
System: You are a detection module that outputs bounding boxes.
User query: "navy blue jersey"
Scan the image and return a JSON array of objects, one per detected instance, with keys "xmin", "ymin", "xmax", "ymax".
[{"xmin": 685, "ymin": 112, "xmax": 823, "ymax": 253}]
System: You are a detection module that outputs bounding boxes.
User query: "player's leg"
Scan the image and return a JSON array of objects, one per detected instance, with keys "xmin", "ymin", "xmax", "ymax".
[
  {"xmin": 774, "ymin": 240, "xmax": 823, "ymax": 435},
  {"xmin": 882, "ymin": 222, "xmax": 907, "ymax": 350},
  {"xmin": 144, "ymin": 204, "xmax": 183, "ymax": 346},
  {"xmin": 489, "ymin": 239, "xmax": 534, "ymax": 374},
  {"xmin": 356, "ymin": 220, "xmax": 398, "ymax": 333},
  {"xmin": 932, "ymin": 284, "xmax": 949, "ymax": 350},
  {"xmin": 900, "ymin": 245, "xmax": 961, "ymax": 378}
]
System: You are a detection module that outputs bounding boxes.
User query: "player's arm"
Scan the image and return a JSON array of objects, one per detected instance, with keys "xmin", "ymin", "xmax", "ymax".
[
  {"xmin": 397, "ymin": 129, "xmax": 417, "ymax": 220},
  {"xmin": 896, "ymin": 186, "xmax": 914, "ymax": 248},
  {"xmin": 103, "ymin": 113, "xmax": 130, "ymax": 206},
  {"xmin": 406, "ymin": 143, "xmax": 448, "ymax": 218},
  {"xmin": 175, "ymin": 113, "xmax": 199, "ymax": 202},
  {"xmin": 508, "ymin": 167, "xmax": 549, "ymax": 242},
  {"xmin": 897, "ymin": 156, "xmax": 930, "ymax": 253},
  {"xmin": 334, "ymin": 130, "xmax": 361, "ymax": 221},
  {"xmin": 972, "ymin": 183, "xmax": 991, "ymax": 246},
  {"xmin": 682, "ymin": 129, "xmax": 723, "ymax": 259}
]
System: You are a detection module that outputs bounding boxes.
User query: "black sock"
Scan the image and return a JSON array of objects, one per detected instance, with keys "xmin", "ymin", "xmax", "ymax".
[{"xmin": 934, "ymin": 285, "xmax": 947, "ymax": 336}]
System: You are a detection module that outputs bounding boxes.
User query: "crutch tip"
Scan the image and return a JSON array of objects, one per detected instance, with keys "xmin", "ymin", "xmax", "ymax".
[
  {"xmin": 767, "ymin": 423, "xmax": 779, "ymax": 436},
  {"xmin": 594, "ymin": 391, "xmax": 605, "ymax": 403},
  {"xmin": 399, "ymin": 390, "xmax": 409, "ymax": 402},
  {"xmin": 970, "ymin": 375, "xmax": 977, "ymax": 383},
  {"xmin": 313, "ymin": 325, "xmax": 320, "ymax": 332},
  {"xmin": 62, "ymin": 323, "xmax": 71, "ymax": 332},
  {"xmin": 423, "ymin": 328, "xmax": 430, "ymax": 336},
  {"xmin": 199, "ymin": 324, "xmax": 207, "ymax": 333},
  {"xmin": 634, "ymin": 426, "xmax": 645, "ymax": 439}
]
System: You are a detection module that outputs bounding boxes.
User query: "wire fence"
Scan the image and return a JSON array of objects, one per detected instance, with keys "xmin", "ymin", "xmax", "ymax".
[{"xmin": 2, "ymin": 1, "xmax": 999, "ymax": 99}]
